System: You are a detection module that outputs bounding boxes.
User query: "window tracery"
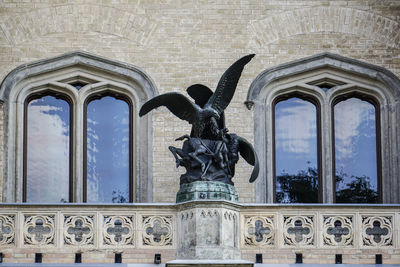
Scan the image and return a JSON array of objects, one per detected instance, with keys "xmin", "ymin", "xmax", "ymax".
[
  {"xmin": 247, "ymin": 53, "xmax": 400, "ymax": 203},
  {"xmin": 0, "ymin": 51, "xmax": 157, "ymax": 203}
]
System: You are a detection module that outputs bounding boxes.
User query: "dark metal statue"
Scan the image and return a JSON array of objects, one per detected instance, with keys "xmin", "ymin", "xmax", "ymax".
[{"xmin": 139, "ymin": 54, "xmax": 259, "ymax": 186}]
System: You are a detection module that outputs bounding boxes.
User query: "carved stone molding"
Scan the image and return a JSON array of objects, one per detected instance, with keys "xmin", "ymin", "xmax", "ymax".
[
  {"xmin": 224, "ymin": 211, "xmax": 236, "ymax": 221},
  {"xmin": 244, "ymin": 215, "xmax": 274, "ymax": 247},
  {"xmin": 0, "ymin": 215, "xmax": 15, "ymax": 246},
  {"xmin": 142, "ymin": 215, "xmax": 173, "ymax": 247},
  {"xmin": 200, "ymin": 209, "xmax": 219, "ymax": 218},
  {"xmin": 64, "ymin": 215, "xmax": 94, "ymax": 246},
  {"xmin": 283, "ymin": 215, "xmax": 314, "ymax": 246},
  {"xmin": 24, "ymin": 215, "xmax": 55, "ymax": 246},
  {"xmin": 361, "ymin": 215, "xmax": 393, "ymax": 247},
  {"xmin": 322, "ymin": 215, "xmax": 353, "ymax": 247},
  {"xmin": 103, "ymin": 215, "xmax": 134, "ymax": 246},
  {"xmin": 180, "ymin": 211, "xmax": 194, "ymax": 221}
]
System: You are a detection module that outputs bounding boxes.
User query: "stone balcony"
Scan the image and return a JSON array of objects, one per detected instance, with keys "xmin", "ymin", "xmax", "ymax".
[{"xmin": 0, "ymin": 201, "xmax": 399, "ymax": 264}]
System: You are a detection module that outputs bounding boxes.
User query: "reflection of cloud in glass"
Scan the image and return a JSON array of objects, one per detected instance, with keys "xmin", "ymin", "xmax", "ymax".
[
  {"xmin": 275, "ymin": 98, "xmax": 316, "ymax": 154},
  {"xmin": 334, "ymin": 98, "xmax": 378, "ymax": 193},
  {"xmin": 26, "ymin": 96, "xmax": 70, "ymax": 203},
  {"xmin": 334, "ymin": 99, "xmax": 375, "ymax": 158},
  {"xmin": 275, "ymin": 97, "xmax": 319, "ymax": 203},
  {"xmin": 86, "ymin": 96, "xmax": 130, "ymax": 203}
]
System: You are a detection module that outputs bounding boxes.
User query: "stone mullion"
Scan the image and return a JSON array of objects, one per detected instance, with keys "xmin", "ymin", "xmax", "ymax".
[
  {"xmin": 74, "ymin": 96, "xmax": 84, "ymax": 203},
  {"xmin": 321, "ymin": 97, "xmax": 333, "ymax": 203}
]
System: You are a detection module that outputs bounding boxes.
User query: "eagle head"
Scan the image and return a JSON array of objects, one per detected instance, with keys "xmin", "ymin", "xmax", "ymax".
[{"xmin": 203, "ymin": 107, "xmax": 220, "ymax": 120}]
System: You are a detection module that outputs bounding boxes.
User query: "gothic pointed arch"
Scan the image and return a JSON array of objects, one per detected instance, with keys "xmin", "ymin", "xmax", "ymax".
[
  {"xmin": 0, "ymin": 51, "xmax": 158, "ymax": 202},
  {"xmin": 247, "ymin": 53, "xmax": 400, "ymax": 203}
]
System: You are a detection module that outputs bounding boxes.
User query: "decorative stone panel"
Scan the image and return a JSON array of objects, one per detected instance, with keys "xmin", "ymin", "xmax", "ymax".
[
  {"xmin": 177, "ymin": 205, "xmax": 241, "ymax": 260},
  {"xmin": 64, "ymin": 215, "xmax": 95, "ymax": 246},
  {"xmin": 361, "ymin": 215, "xmax": 393, "ymax": 247},
  {"xmin": 142, "ymin": 215, "xmax": 173, "ymax": 247},
  {"xmin": 102, "ymin": 215, "xmax": 135, "ymax": 246},
  {"xmin": 222, "ymin": 210, "xmax": 239, "ymax": 249},
  {"xmin": 0, "ymin": 215, "xmax": 15, "ymax": 246},
  {"xmin": 198, "ymin": 209, "xmax": 220, "ymax": 246},
  {"xmin": 23, "ymin": 215, "xmax": 55, "ymax": 246},
  {"xmin": 322, "ymin": 215, "xmax": 353, "ymax": 247},
  {"xmin": 243, "ymin": 215, "xmax": 275, "ymax": 247},
  {"xmin": 283, "ymin": 215, "xmax": 314, "ymax": 246}
]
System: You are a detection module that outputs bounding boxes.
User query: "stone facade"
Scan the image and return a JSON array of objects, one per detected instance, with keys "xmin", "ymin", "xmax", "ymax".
[
  {"xmin": 0, "ymin": 0, "xmax": 399, "ymax": 203},
  {"xmin": 0, "ymin": 0, "xmax": 400, "ymax": 264},
  {"xmin": 0, "ymin": 203, "xmax": 399, "ymax": 264}
]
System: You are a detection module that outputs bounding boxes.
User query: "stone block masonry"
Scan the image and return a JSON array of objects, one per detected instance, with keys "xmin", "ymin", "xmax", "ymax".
[
  {"xmin": 0, "ymin": 1, "xmax": 399, "ymax": 264},
  {"xmin": 0, "ymin": 203, "xmax": 398, "ymax": 264},
  {"xmin": 0, "ymin": 0, "xmax": 399, "ymax": 203}
]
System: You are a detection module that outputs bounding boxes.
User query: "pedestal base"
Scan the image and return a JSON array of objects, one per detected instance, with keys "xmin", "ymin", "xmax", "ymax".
[
  {"xmin": 166, "ymin": 259, "xmax": 253, "ymax": 267},
  {"xmin": 177, "ymin": 201, "xmax": 241, "ymax": 261},
  {"xmin": 176, "ymin": 181, "xmax": 238, "ymax": 203}
]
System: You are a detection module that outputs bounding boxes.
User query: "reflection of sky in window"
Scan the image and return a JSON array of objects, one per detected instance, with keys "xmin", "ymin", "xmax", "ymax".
[
  {"xmin": 26, "ymin": 95, "xmax": 70, "ymax": 203},
  {"xmin": 334, "ymin": 98, "xmax": 377, "ymax": 193},
  {"xmin": 86, "ymin": 96, "xmax": 130, "ymax": 203},
  {"xmin": 275, "ymin": 98, "xmax": 318, "ymax": 202}
]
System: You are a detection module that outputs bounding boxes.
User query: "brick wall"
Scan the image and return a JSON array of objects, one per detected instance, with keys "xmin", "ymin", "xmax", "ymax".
[{"xmin": 0, "ymin": 0, "xmax": 399, "ymax": 203}]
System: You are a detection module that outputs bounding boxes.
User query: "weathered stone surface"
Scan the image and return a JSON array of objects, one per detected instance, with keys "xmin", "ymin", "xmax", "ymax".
[
  {"xmin": 166, "ymin": 259, "xmax": 253, "ymax": 267},
  {"xmin": 177, "ymin": 201, "xmax": 240, "ymax": 260}
]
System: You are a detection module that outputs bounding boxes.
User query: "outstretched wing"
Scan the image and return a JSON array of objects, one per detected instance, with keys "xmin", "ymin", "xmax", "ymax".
[
  {"xmin": 207, "ymin": 54, "xmax": 255, "ymax": 114},
  {"xmin": 187, "ymin": 84, "xmax": 213, "ymax": 107},
  {"xmin": 237, "ymin": 136, "xmax": 259, "ymax": 183},
  {"xmin": 187, "ymin": 84, "xmax": 226, "ymax": 130},
  {"xmin": 139, "ymin": 92, "xmax": 199, "ymax": 123}
]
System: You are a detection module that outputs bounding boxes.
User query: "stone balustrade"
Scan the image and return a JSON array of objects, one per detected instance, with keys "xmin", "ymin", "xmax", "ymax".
[{"xmin": 0, "ymin": 202, "xmax": 399, "ymax": 264}]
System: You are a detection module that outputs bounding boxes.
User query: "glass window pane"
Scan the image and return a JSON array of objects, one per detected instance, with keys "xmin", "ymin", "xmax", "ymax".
[
  {"xmin": 275, "ymin": 97, "xmax": 319, "ymax": 203},
  {"xmin": 86, "ymin": 96, "xmax": 130, "ymax": 203},
  {"xmin": 334, "ymin": 98, "xmax": 378, "ymax": 203},
  {"xmin": 26, "ymin": 95, "xmax": 70, "ymax": 203}
]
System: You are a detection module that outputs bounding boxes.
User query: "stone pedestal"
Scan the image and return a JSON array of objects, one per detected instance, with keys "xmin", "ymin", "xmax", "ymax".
[
  {"xmin": 166, "ymin": 259, "xmax": 253, "ymax": 267},
  {"xmin": 175, "ymin": 201, "xmax": 243, "ymax": 261}
]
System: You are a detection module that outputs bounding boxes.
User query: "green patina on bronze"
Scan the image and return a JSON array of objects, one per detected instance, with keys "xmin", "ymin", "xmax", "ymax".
[{"xmin": 176, "ymin": 181, "xmax": 238, "ymax": 203}]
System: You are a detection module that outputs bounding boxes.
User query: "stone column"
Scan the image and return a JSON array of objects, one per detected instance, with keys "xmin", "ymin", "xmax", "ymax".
[{"xmin": 167, "ymin": 200, "xmax": 253, "ymax": 267}]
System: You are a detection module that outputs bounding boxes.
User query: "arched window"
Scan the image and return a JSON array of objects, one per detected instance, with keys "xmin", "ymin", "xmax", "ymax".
[
  {"xmin": 247, "ymin": 53, "xmax": 400, "ymax": 203},
  {"xmin": 274, "ymin": 95, "xmax": 321, "ymax": 203},
  {"xmin": 24, "ymin": 93, "xmax": 72, "ymax": 203},
  {"xmin": 333, "ymin": 95, "xmax": 381, "ymax": 203},
  {"xmin": 84, "ymin": 94, "xmax": 132, "ymax": 203},
  {"xmin": 0, "ymin": 52, "xmax": 157, "ymax": 203}
]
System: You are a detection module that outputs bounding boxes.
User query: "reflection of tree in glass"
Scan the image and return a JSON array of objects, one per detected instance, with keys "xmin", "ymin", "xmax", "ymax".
[
  {"xmin": 276, "ymin": 165, "xmax": 378, "ymax": 203},
  {"xmin": 112, "ymin": 190, "xmax": 128, "ymax": 203},
  {"xmin": 276, "ymin": 166, "xmax": 318, "ymax": 203},
  {"xmin": 335, "ymin": 170, "xmax": 378, "ymax": 203}
]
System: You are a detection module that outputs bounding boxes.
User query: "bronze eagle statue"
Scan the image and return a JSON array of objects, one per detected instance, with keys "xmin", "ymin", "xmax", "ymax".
[
  {"xmin": 186, "ymin": 81, "xmax": 259, "ymax": 183},
  {"xmin": 139, "ymin": 54, "xmax": 255, "ymax": 140},
  {"xmin": 139, "ymin": 54, "xmax": 259, "ymax": 183}
]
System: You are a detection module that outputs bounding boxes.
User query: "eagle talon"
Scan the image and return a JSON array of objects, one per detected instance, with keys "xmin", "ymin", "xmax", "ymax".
[{"xmin": 176, "ymin": 134, "xmax": 190, "ymax": 141}]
